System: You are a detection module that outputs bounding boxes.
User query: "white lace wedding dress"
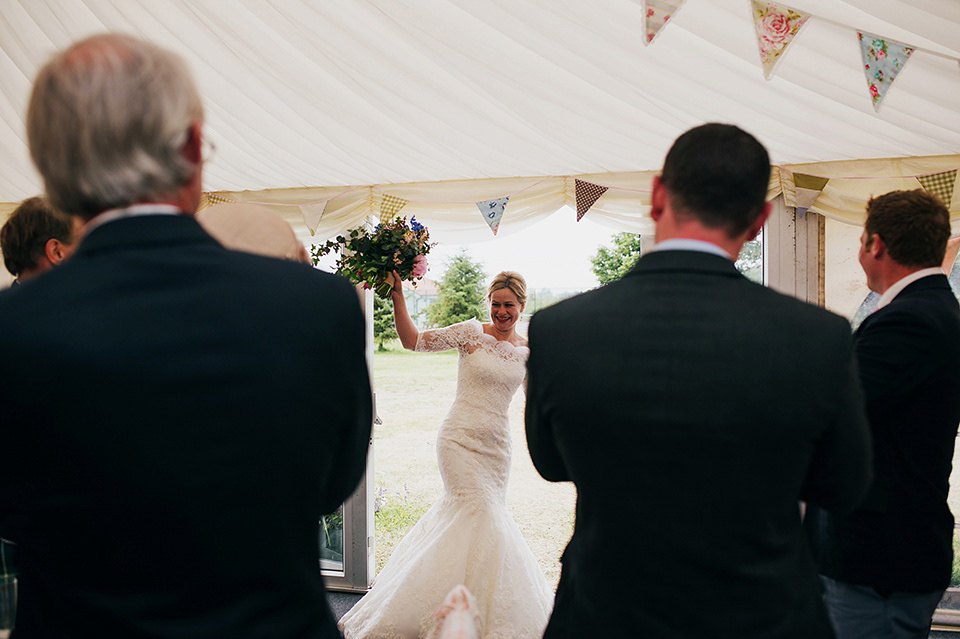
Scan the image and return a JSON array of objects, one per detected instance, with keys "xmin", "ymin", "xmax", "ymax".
[{"xmin": 339, "ymin": 319, "xmax": 553, "ymax": 639}]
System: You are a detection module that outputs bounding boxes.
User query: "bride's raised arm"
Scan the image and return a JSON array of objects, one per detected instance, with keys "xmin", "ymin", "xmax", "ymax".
[{"xmin": 390, "ymin": 270, "xmax": 420, "ymax": 351}]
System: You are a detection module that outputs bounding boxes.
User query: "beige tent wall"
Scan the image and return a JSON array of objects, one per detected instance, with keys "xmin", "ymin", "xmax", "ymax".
[{"xmin": 2, "ymin": 155, "xmax": 958, "ymax": 289}]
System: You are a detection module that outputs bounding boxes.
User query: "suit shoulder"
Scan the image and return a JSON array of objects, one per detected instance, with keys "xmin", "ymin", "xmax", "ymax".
[{"xmin": 224, "ymin": 250, "xmax": 355, "ymax": 291}]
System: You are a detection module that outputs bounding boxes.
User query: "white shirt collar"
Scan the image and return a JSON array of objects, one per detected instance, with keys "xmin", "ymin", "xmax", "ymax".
[
  {"xmin": 649, "ymin": 238, "xmax": 733, "ymax": 261},
  {"xmin": 875, "ymin": 267, "xmax": 944, "ymax": 309},
  {"xmin": 84, "ymin": 204, "xmax": 183, "ymax": 234}
]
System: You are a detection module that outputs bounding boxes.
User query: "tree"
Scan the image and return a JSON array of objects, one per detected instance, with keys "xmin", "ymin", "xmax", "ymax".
[
  {"xmin": 426, "ymin": 250, "xmax": 487, "ymax": 328},
  {"xmin": 590, "ymin": 233, "xmax": 644, "ymax": 285},
  {"xmin": 735, "ymin": 237, "xmax": 762, "ymax": 284},
  {"xmin": 373, "ymin": 295, "xmax": 398, "ymax": 351}
]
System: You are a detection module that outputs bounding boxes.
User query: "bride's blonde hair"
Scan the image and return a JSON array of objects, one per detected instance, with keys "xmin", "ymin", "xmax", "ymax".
[{"xmin": 487, "ymin": 271, "xmax": 527, "ymax": 305}]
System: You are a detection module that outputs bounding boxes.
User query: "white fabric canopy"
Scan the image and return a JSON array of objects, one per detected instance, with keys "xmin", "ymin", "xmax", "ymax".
[{"xmin": 0, "ymin": 0, "xmax": 958, "ymax": 244}]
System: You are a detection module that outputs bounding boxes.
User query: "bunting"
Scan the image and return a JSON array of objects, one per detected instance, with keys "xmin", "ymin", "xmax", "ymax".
[
  {"xmin": 751, "ymin": 1, "xmax": 811, "ymax": 80},
  {"xmin": 917, "ymin": 169, "xmax": 957, "ymax": 210},
  {"xmin": 858, "ymin": 32, "xmax": 914, "ymax": 111},
  {"xmin": 203, "ymin": 192, "xmax": 234, "ymax": 208},
  {"xmin": 574, "ymin": 179, "xmax": 609, "ymax": 221},
  {"xmin": 476, "ymin": 196, "xmax": 510, "ymax": 235},
  {"xmin": 642, "ymin": 0, "xmax": 687, "ymax": 46},
  {"xmin": 299, "ymin": 201, "xmax": 327, "ymax": 234},
  {"xmin": 793, "ymin": 173, "xmax": 829, "ymax": 218},
  {"xmin": 379, "ymin": 194, "xmax": 408, "ymax": 224}
]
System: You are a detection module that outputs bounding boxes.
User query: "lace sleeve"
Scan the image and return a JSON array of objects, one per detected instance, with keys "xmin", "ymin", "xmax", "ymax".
[{"xmin": 415, "ymin": 319, "xmax": 483, "ymax": 353}]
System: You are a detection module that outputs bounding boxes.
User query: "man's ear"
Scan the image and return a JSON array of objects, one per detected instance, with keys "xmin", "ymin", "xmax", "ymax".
[
  {"xmin": 44, "ymin": 238, "xmax": 67, "ymax": 266},
  {"xmin": 182, "ymin": 120, "xmax": 202, "ymax": 165},
  {"xmin": 869, "ymin": 233, "xmax": 886, "ymax": 259},
  {"xmin": 650, "ymin": 176, "xmax": 665, "ymax": 222}
]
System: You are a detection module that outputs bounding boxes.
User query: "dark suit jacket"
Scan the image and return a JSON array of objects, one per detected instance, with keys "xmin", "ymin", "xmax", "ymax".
[
  {"xmin": 0, "ymin": 214, "xmax": 372, "ymax": 638},
  {"xmin": 525, "ymin": 249, "xmax": 872, "ymax": 639},
  {"xmin": 807, "ymin": 274, "xmax": 960, "ymax": 593}
]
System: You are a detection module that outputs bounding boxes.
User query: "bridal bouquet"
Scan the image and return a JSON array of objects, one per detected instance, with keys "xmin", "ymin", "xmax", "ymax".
[{"xmin": 312, "ymin": 216, "xmax": 434, "ymax": 298}]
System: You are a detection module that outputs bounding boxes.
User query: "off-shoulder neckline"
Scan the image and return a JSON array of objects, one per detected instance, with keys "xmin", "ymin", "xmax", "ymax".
[{"xmin": 467, "ymin": 318, "xmax": 529, "ymax": 350}]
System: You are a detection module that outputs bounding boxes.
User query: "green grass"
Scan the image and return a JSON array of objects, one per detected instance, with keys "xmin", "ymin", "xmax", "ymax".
[
  {"xmin": 373, "ymin": 486, "xmax": 431, "ymax": 574},
  {"xmin": 953, "ymin": 532, "xmax": 960, "ymax": 588}
]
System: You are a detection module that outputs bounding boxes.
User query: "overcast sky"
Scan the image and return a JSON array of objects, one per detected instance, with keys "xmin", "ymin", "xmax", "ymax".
[{"xmin": 427, "ymin": 206, "xmax": 620, "ymax": 292}]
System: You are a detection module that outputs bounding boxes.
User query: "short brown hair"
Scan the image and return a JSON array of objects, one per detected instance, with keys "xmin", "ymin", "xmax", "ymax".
[
  {"xmin": 865, "ymin": 189, "xmax": 950, "ymax": 268},
  {"xmin": 0, "ymin": 196, "xmax": 76, "ymax": 276}
]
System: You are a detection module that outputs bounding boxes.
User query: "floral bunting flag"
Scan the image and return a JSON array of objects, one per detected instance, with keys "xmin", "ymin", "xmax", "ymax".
[
  {"xmin": 793, "ymin": 173, "xmax": 829, "ymax": 218},
  {"xmin": 858, "ymin": 32, "xmax": 914, "ymax": 111},
  {"xmin": 574, "ymin": 179, "xmax": 609, "ymax": 221},
  {"xmin": 751, "ymin": 1, "xmax": 811, "ymax": 79},
  {"xmin": 476, "ymin": 196, "xmax": 510, "ymax": 235},
  {"xmin": 299, "ymin": 201, "xmax": 327, "ymax": 234},
  {"xmin": 379, "ymin": 193, "xmax": 408, "ymax": 224},
  {"xmin": 918, "ymin": 169, "xmax": 957, "ymax": 210},
  {"xmin": 642, "ymin": 0, "xmax": 687, "ymax": 46}
]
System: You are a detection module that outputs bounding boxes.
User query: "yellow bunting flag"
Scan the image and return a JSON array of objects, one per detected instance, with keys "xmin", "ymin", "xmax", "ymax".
[
  {"xmin": 380, "ymin": 194, "xmax": 408, "ymax": 224},
  {"xmin": 751, "ymin": 1, "xmax": 811, "ymax": 79},
  {"xmin": 793, "ymin": 173, "xmax": 829, "ymax": 218},
  {"xmin": 299, "ymin": 201, "xmax": 327, "ymax": 234},
  {"xmin": 200, "ymin": 192, "xmax": 234, "ymax": 211},
  {"xmin": 574, "ymin": 179, "xmax": 609, "ymax": 221},
  {"xmin": 918, "ymin": 169, "xmax": 957, "ymax": 210}
]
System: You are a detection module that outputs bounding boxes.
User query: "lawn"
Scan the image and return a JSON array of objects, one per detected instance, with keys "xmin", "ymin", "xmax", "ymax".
[{"xmin": 370, "ymin": 342, "xmax": 576, "ymax": 589}]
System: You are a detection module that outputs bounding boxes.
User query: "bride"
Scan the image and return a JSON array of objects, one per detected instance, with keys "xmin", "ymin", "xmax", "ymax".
[{"xmin": 339, "ymin": 270, "xmax": 553, "ymax": 639}]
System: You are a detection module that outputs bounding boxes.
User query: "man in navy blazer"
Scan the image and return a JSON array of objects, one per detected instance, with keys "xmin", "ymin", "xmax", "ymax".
[
  {"xmin": 525, "ymin": 124, "xmax": 873, "ymax": 639},
  {"xmin": 807, "ymin": 189, "xmax": 960, "ymax": 639},
  {"xmin": 0, "ymin": 34, "xmax": 372, "ymax": 638}
]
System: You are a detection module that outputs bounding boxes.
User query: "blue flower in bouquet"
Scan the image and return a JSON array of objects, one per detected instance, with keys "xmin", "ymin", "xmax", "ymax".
[{"xmin": 311, "ymin": 216, "xmax": 435, "ymax": 298}]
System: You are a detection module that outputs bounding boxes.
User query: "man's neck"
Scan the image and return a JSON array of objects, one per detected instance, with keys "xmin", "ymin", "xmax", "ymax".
[
  {"xmin": 654, "ymin": 226, "xmax": 747, "ymax": 263},
  {"xmin": 873, "ymin": 263, "xmax": 931, "ymax": 295}
]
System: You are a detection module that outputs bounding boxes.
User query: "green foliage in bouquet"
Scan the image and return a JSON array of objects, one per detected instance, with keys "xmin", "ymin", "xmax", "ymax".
[{"xmin": 311, "ymin": 216, "xmax": 435, "ymax": 298}]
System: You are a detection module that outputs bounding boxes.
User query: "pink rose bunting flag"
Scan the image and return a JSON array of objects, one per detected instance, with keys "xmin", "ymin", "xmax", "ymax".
[
  {"xmin": 476, "ymin": 196, "xmax": 510, "ymax": 235},
  {"xmin": 642, "ymin": 0, "xmax": 687, "ymax": 46},
  {"xmin": 574, "ymin": 179, "xmax": 609, "ymax": 222},
  {"xmin": 751, "ymin": 1, "xmax": 811, "ymax": 80},
  {"xmin": 793, "ymin": 173, "xmax": 829, "ymax": 218},
  {"xmin": 379, "ymin": 193, "xmax": 409, "ymax": 224},
  {"xmin": 858, "ymin": 32, "xmax": 915, "ymax": 111},
  {"xmin": 918, "ymin": 169, "xmax": 958, "ymax": 210}
]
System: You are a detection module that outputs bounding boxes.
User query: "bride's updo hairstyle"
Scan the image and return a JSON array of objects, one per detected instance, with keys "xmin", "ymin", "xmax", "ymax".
[{"xmin": 487, "ymin": 271, "xmax": 527, "ymax": 305}]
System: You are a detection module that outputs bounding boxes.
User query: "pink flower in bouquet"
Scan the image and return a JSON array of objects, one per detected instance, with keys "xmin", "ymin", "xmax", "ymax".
[{"xmin": 412, "ymin": 254, "xmax": 428, "ymax": 278}]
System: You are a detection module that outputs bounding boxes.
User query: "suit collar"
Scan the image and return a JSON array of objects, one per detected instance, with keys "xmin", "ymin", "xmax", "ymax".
[
  {"xmin": 876, "ymin": 268, "xmax": 944, "ymax": 309},
  {"xmin": 889, "ymin": 272, "xmax": 953, "ymax": 300},
  {"xmin": 75, "ymin": 212, "xmax": 218, "ymax": 257},
  {"xmin": 626, "ymin": 249, "xmax": 743, "ymax": 279}
]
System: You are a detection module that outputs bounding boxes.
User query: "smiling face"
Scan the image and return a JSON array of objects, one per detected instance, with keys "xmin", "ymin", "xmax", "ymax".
[{"xmin": 489, "ymin": 287, "xmax": 524, "ymax": 334}]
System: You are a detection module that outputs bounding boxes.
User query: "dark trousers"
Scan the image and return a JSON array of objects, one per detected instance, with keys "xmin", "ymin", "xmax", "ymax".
[{"xmin": 821, "ymin": 575, "xmax": 944, "ymax": 639}]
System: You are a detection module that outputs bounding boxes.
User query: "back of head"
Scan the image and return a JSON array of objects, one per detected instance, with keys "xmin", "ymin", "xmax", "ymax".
[
  {"xmin": 865, "ymin": 189, "xmax": 950, "ymax": 268},
  {"xmin": 0, "ymin": 196, "xmax": 74, "ymax": 277},
  {"xmin": 488, "ymin": 271, "xmax": 527, "ymax": 304},
  {"xmin": 661, "ymin": 123, "xmax": 771, "ymax": 237},
  {"xmin": 26, "ymin": 33, "xmax": 203, "ymax": 217},
  {"xmin": 196, "ymin": 202, "xmax": 310, "ymax": 264}
]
